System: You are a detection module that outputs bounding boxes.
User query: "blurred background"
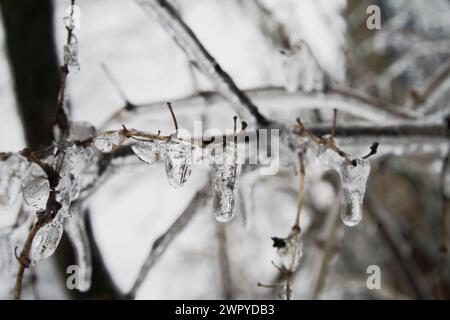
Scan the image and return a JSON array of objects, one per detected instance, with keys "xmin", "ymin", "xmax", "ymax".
[{"xmin": 0, "ymin": 0, "xmax": 449, "ymax": 299}]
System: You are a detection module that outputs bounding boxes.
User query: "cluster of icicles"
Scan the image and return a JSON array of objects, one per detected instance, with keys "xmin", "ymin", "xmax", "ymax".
[
  {"xmin": 0, "ymin": 125, "xmax": 96, "ymax": 291},
  {"xmin": 93, "ymin": 129, "xmax": 241, "ymax": 223}
]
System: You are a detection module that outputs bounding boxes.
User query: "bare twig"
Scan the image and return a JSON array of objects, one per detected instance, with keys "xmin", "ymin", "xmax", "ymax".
[
  {"xmin": 331, "ymin": 109, "xmax": 338, "ymax": 139},
  {"xmin": 166, "ymin": 101, "xmax": 179, "ymax": 134}
]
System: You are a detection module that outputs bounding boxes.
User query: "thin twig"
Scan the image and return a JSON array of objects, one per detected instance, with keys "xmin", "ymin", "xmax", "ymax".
[
  {"xmin": 331, "ymin": 109, "xmax": 338, "ymax": 139},
  {"xmin": 166, "ymin": 102, "xmax": 179, "ymax": 134},
  {"xmin": 135, "ymin": 0, "xmax": 270, "ymax": 126}
]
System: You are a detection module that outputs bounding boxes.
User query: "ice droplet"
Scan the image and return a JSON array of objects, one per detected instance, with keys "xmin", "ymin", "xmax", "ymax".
[
  {"xmin": 281, "ymin": 42, "xmax": 324, "ymax": 93},
  {"xmin": 131, "ymin": 141, "xmax": 160, "ymax": 165},
  {"xmin": 22, "ymin": 163, "xmax": 50, "ymax": 213},
  {"xmin": 210, "ymin": 146, "xmax": 241, "ymax": 222},
  {"xmin": 0, "ymin": 154, "xmax": 28, "ymax": 211},
  {"xmin": 340, "ymin": 160, "xmax": 371, "ymax": 227},
  {"xmin": 65, "ymin": 212, "xmax": 92, "ymax": 292},
  {"xmin": 30, "ymin": 214, "xmax": 64, "ymax": 261},
  {"xmin": 163, "ymin": 142, "xmax": 193, "ymax": 188},
  {"xmin": 94, "ymin": 130, "xmax": 125, "ymax": 153}
]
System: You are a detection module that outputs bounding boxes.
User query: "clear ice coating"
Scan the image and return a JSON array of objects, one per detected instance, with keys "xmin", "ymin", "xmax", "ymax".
[
  {"xmin": 65, "ymin": 212, "xmax": 92, "ymax": 292},
  {"xmin": 55, "ymin": 144, "xmax": 93, "ymax": 217},
  {"xmin": 94, "ymin": 130, "xmax": 125, "ymax": 153},
  {"xmin": 0, "ymin": 154, "xmax": 28, "ymax": 211},
  {"xmin": 163, "ymin": 142, "xmax": 193, "ymax": 188},
  {"xmin": 131, "ymin": 141, "xmax": 160, "ymax": 165},
  {"xmin": 340, "ymin": 159, "xmax": 371, "ymax": 227},
  {"xmin": 21, "ymin": 162, "xmax": 50, "ymax": 213},
  {"xmin": 30, "ymin": 213, "xmax": 64, "ymax": 261},
  {"xmin": 63, "ymin": 36, "xmax": 80, "ymax": 73},
  {"xmin": 210, "ymin": 146, "xmax": 241, "ymax": 223},
  {"xmin": 281, "ymin": 42, "xmax": 325, "ymax": 93}
]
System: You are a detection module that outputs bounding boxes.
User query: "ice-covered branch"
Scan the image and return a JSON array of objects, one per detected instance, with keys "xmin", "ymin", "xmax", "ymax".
[
  {"xmin": 102, "ymin": 85, "xmax": 417, "ymax": 128},
  {"xmin": 134, "ymin": 0, "xmax": 270, "ymax": 127}
]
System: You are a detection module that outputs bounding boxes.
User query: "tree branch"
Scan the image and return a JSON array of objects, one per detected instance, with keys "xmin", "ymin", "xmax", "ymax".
[{"xmin": 135, "ymin": 0, "xmax": 270, "ymax": 127}]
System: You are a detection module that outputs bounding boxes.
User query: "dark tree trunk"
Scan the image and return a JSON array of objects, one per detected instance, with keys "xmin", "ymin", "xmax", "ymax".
[
  {"xmin": 0, "ymin": 0, "xmax": 122, "ymax": 299},
  {"xmin": 0, "ymin": 0, "xmax": 60, "ymax": 149}
]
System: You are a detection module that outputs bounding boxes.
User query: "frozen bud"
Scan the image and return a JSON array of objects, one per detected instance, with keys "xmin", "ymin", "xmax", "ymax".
[{"xmin": 275, "ymin": 236, "xmax": 302, "ymax": 271}]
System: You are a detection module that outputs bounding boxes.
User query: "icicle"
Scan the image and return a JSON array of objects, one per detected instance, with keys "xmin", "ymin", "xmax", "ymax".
[
  {"xmin": 210, "ymin": 146, "xmax": 241, "ymax": 222},
  {"xmin": 0, "ymin": 154, "xmax": 28, "ymax": 211},
  {"xmin": 93, "ymin": 130, "xmax": 125, "ymax": 153},
  {"xmin": 30, "ymin": 213, "xmax": 64, "ymax": 261},
  {"xmin": 340, "ymin": 160, "xmax": 371, "ymax": 227},
  {"xmin": 131, "ymin": 141, "xmax": 160, "ymax": 165},
  {"xmin": 163, "ymin": 142, "xmax": 193, "ymax": 188},
  {"xmin": 22, "ymin": 163, "xmax": 50, "ymax": 213},
  {"xmin": 280, "ymin": 42, "xmax": 324, "ymax": 93},
  {"xmin": 65, "ymin": 212, "xmax": 92, "ymax": 292},
  {"xmin": 63, "ymin": 34, "xmax": 80, "ymax": 73}
]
